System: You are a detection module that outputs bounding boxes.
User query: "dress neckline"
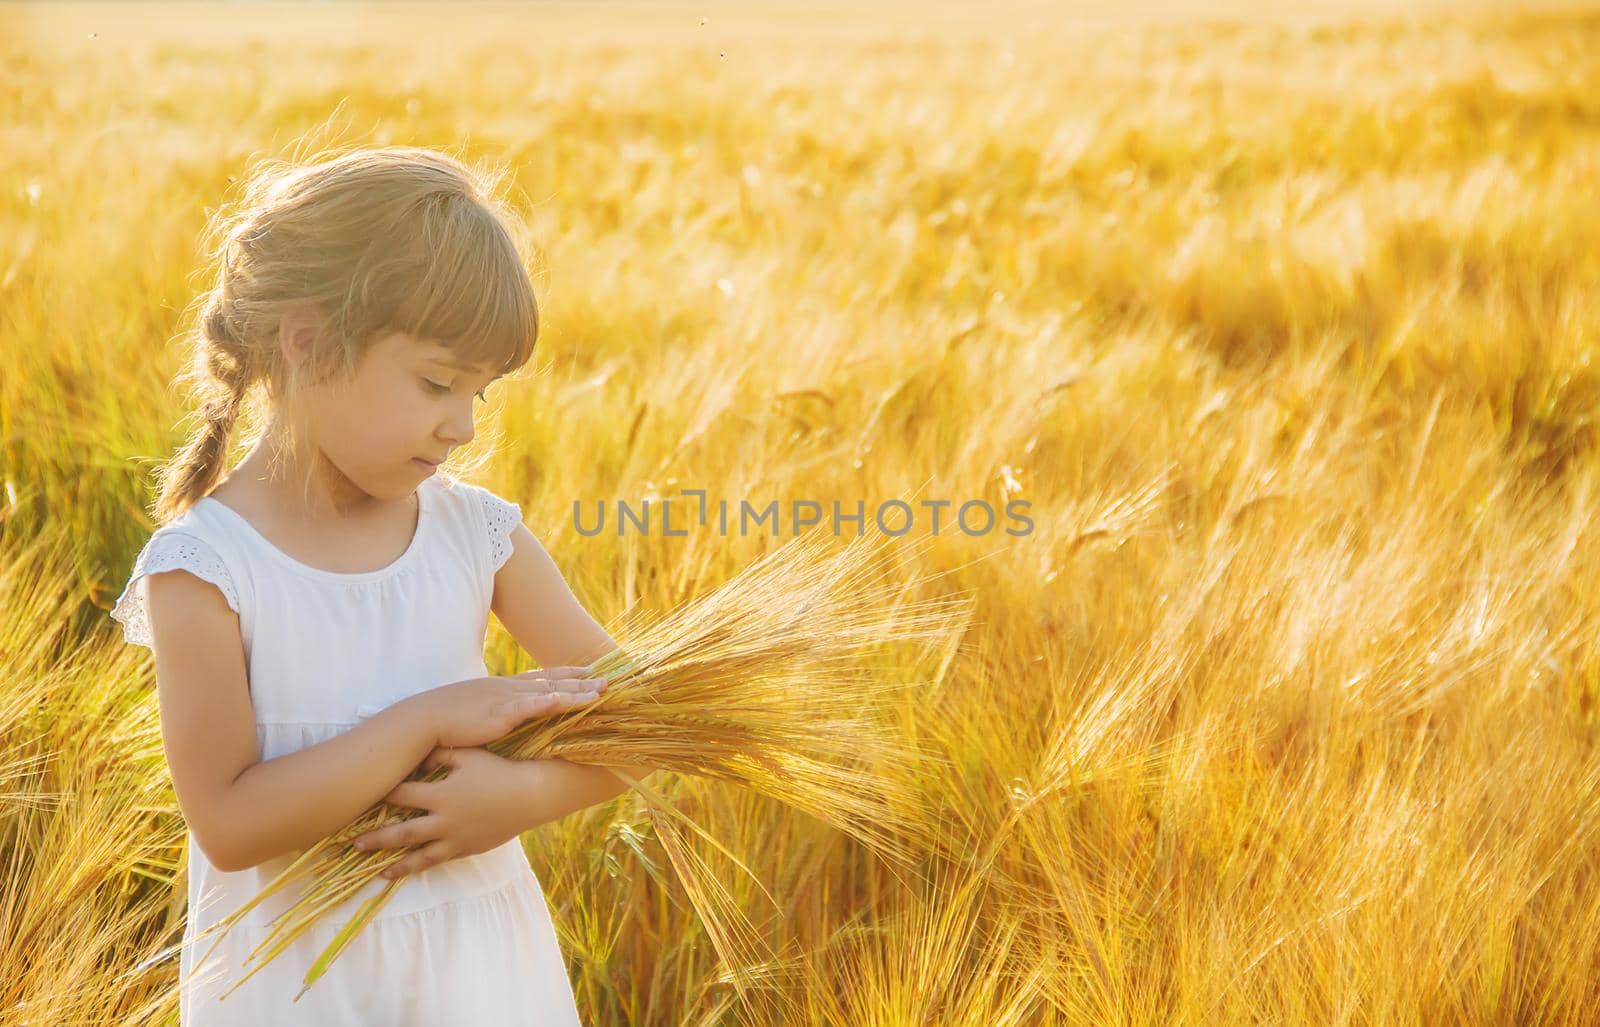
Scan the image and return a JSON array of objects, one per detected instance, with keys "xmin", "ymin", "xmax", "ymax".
[{"xmin": 198, "ymin": 479, "xmax": 432, "ymax": 584}]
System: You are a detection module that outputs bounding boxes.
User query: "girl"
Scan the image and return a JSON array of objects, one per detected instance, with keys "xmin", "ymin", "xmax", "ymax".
[{"xmin": 109, "ymin": 146, "xmax": 653, "ymax": 1025}]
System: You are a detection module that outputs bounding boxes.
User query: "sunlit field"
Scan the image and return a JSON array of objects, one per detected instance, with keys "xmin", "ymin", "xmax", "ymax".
[{"xmin": 5, "ymin": 0, "xmax": 1600, "ymax": 1023}]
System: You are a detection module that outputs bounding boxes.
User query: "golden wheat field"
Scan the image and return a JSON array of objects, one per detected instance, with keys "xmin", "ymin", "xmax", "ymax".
[{"xmin": 5, "ymin": 0, "xmax": 1600, "ymax": 1023}]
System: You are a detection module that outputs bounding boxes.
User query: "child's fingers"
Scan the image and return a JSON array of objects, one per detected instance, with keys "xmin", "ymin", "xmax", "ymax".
[
  {"xmin": 510, "ymin": 690, "xmax": 600, "ymax": 722},
  {"xmin": 381, "ymin": 838, "xmax": 455, "ymax": 880},
  {"xmin": 380, "ymin": 781, "xmax": 435, "ymax": 810},
  {"xmin": 355, "ymin": 811, "xmax": 442, "ymax": 853},
  {"xmin": 514, "ymin": 665, "xmax": 593, "ymax": 681},
  {"xmin": 525, "ymin": 675, "xmax": 607, "ymax": 696}
]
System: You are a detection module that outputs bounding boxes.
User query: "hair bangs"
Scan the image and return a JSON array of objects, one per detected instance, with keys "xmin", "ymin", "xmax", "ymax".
[{"xmin": 386, "ymin": 197, "xmax": 538, "ymax": 379}]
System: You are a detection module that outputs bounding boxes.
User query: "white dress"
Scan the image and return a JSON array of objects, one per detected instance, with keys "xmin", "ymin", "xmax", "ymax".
[{"xmin": 109, "ymin": 471, "xmax": 585, "ymax": 1027}]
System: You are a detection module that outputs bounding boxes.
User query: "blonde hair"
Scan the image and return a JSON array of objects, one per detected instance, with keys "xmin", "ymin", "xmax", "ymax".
[{"xmin": 150, "ymin": 144, "xmax": 539, "ymax": 524}]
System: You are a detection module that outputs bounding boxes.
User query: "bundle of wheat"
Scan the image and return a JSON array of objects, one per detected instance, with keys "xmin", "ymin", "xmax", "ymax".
[{"xmin": 185, "ymin": 529, "xmax": 973, "ymax": 1001}]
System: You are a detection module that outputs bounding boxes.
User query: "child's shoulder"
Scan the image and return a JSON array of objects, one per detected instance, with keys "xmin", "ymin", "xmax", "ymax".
[
  {"xmin": 141, "ymin": 495, "xmax": 252, "ymax": 570},
  {"xmin": 110, "ymin": 499, "xmax": 250, "ymax": 649},
  {"xmin": 430, "ymin": 471, "xmax": 520, "ymax": 518},
  {"xmin": 429, "ymin": 472, "xmax": 525, "ymax": 576},
  {"xmin": 127, "ymin": 496, "xmax": 230, "ymax": 562}
]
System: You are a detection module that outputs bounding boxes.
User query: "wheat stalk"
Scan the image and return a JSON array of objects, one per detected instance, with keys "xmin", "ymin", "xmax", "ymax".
[{"xmin": 181, "ymin": 529, "xmax": 973, "ymax": 1003}]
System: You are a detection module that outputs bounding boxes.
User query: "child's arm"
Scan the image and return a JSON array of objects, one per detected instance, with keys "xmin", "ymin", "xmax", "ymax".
[
  {"xmin": 143, "ymin": 568, "xmax": 447, "ymax": 872},
  {"xmin": 505, "ymin": 757, "xmax": 649, "ymax": 829},
  {"xmin": 490, "ymin": 522, "xmax": 657, "ymax": 805}
]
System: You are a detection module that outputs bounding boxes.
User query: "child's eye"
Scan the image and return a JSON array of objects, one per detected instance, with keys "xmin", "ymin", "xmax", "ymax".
[{"xmin": 423, "ymin": 378, "xmax": 489, "ymax": 403}]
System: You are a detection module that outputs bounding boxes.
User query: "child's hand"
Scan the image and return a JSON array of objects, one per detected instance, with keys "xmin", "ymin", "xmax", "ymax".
[
  {"xmin": 349, "ymin": 746, "xmax": 540, "ymax": 880},
  {"xmin": 414, "ymin": 667, "xmax": 608, "ymax": 749}
]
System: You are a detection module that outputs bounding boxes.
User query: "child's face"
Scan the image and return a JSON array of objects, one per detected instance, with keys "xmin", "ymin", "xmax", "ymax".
[{"xmin": 302, "ymin": 329, "xmax": 498, "ymax": 501}]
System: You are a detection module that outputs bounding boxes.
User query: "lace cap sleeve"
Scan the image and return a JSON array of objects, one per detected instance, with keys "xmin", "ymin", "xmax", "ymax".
[
  {"xmin": 109, "ymin": 530, "xmax": 242, "ymax": 650},
  {"xmin": 478, "ymin": 486, "xmax": 524, "ymax": 575}
]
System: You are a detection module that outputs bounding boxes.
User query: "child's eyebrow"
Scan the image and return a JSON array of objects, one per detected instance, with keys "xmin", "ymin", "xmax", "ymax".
[{"xmin": 421, "ymin": 354, "xmax": 497, "ymax": 376}]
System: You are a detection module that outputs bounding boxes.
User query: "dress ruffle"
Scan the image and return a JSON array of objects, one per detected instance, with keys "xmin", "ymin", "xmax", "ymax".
[
  {"xmin": 110, "ymin": 531, "xmax": 241, "ymax": 650},
  {"xmin": 478, "ymin": 489, "xmax": 523, "ymax": 573}
]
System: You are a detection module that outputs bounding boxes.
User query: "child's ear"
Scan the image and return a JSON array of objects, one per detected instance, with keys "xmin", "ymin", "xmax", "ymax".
[{"xmin": 277, "ymin": 302, "xmax": 331, "ymax": 371}]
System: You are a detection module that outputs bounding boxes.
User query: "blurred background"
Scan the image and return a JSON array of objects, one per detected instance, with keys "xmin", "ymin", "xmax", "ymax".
[{"xmin": 4, "ymin": 1, "xmax": 1600, "ymax": 1023}]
